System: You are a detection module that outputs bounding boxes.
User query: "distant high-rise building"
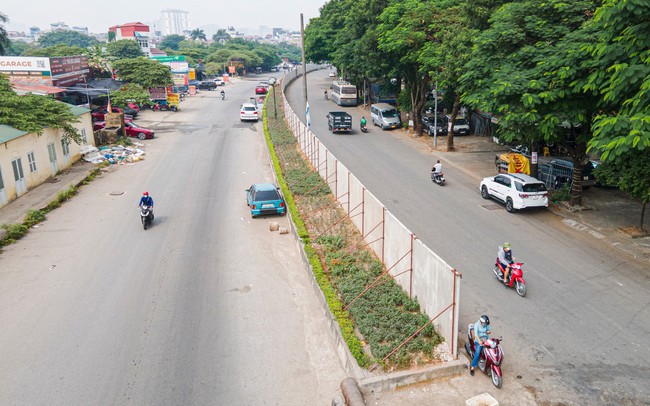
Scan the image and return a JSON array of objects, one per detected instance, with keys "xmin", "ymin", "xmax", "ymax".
[{"xmin": 160, "ymin": 9, "xmax": 190, "ymax": 36}]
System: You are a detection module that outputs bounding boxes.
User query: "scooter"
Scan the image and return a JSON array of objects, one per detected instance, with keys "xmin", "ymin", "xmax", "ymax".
[
  {"xmin": 360, "ymin": 123, "xmax": 368, "ymax": 133},
  {"xmin": 494, "ymin": 260, "xmax": 526, "ymax": 297},
  {"xmin": 140, "ymin": 205, "xmax": 154, "ymax": 230},
  {"xmin": 221, "ymin": 91, "xmax": 226, "ymax": 100},
  {"xmin": 464, "ymin": 324, "xmax": 504, "ymax": 388},
  {"xmin": 431, "ymin": 171, "xmax": 445, "ymax": 185}
]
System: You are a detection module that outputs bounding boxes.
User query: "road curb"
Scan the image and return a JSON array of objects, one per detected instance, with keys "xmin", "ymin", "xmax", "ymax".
[{"xmin": 358, "ymin": 358, "xmax": 466, "ymax": 394}]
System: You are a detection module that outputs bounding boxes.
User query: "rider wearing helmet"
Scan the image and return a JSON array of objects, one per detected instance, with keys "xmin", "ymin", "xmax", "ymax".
[
  {"xmin": 498, "ymin": 242, "xmax": 514, "ymax": 284},
  {"xmin": 139, "ymin": 192, "xmax": 154, "ymax": 215},
  {"xmin": 470, "ymin": 315, "xmax": 491, "ymax": 376}
]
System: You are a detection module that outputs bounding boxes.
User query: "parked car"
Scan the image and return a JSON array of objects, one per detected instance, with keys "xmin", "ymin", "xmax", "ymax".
[
  {"xmin": 371, "ymin": 103, "xmax": 401, "ymax": 130},
  {"xmin": 446, "ymin": 115, "xmax": 470, "ymax": 136},
  {"xmin": 94, "ymin": 121, "xmax": 154, "ymax": 140},
  {"xmin": 127, "ymin": 102, "xmax": 140, "ymax": 113},
  {"xmin": 421, "ymin": 114, "xmax": 448, "ymax": 136},
  {"xmin": 240, "ymin": 103, "xmax": 259, "ymax": 121},
  {"xmin": 479, "ymin": 173, "xmax": 548, "ymax": 213},
  {"xmin": 246, "ymin": 183, "xmax": 286, "ymax": 217},
  {"xmin": 91, "ymin": 107, "xmax": 134, "ymax": 121},
  {"xmin": 255, "ymin": 84, "xmax": 268, "ymax": 94},
  {"xmin": 328, "ymin": 71, "xmax": 336, "ymax": 77},
  {"xmin": 189, "ymin": 80, "xmax": 201, "ymax": 87},
  {"xmin": 197, "ymin": 81, "xmax": 217, "ymax": 90}
]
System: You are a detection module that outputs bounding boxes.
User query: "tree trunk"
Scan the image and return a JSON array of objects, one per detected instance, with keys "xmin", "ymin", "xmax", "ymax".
[
  {"xmin": 446, "ymin": 93, "xmax": 461, "ymax": 151},
  {"xmin": 413, "ymin": 78, "xmax": 429, "ymax": 136},
  {"xmin": 569, "ymin": 142, "xmax": 587, "ymax": 206},
  {"xmin": 641, "ymin": 201, "xmax": 647, "ymax": 232}
]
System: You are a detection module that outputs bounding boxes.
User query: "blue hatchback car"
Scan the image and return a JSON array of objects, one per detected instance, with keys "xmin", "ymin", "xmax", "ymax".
[{"xmin": 246, "ymin": 183, "xmax": 286, "ymax": 217}]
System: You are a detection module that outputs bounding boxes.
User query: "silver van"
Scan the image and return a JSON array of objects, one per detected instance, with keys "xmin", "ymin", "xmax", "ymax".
[{"xmin": 371, "ymin": 103, "xmax": 401, "ymax": 130}]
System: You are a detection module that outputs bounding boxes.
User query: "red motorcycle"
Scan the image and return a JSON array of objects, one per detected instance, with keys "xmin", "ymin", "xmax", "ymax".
[
  {"xmin": 494, "ymin": 259, "xmax": 526, "ymax": 297},
  {"xmin": 465, "ymin": 324, "xmax": 504, "ymax": 388}
]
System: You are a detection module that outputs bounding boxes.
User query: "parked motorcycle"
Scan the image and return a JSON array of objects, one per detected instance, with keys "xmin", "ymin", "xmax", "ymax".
[
  {"xmin": 430, "ymin": 171, "xmax": 445, "ymax": 185},
  {"xmin": 465, "ymin": 324, "xmax": 504, "ymax": 388},
  {"xmin": 140, "ymin": 205, "xmax": 153, "ymax": 230},
  {"xmin": 494, "ymin": 259, "xmax": 526, "ymax": 297}
]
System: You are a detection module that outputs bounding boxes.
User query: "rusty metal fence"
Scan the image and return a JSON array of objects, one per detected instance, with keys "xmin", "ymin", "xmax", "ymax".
[{"xmin": 279, "ymin": 66, "xmax": 462, "ymax": 357}]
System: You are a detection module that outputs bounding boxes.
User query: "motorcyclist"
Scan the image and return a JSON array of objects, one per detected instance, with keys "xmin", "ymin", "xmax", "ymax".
[
  {"xmin": 324, "ymin": 90, "xmax": 328, "ymax": 100},
  {"xmin": 220, "ymin": 89, "xmax": 225, "ymax": 100},
  {"xmin": 470, "ymin": 315, "xmax": 491, "ymax": 376},
  {"xmin": 498, "ymin": 242, "xmax": 514, "ymax": 284},
  {"xmin": 432, "ymin": 160, "xmax": 442, "ymax": 174},
  {"xmin": 360, "ymin": 116, "xmax": 367, "ymax": 130},
  {"xmin": 139, "ymin": 191, "xmax": 154, "ymax": 218}
]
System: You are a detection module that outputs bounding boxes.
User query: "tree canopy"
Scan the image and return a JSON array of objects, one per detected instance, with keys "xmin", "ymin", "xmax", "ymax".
[
  {"xmin": 0, "ymin": 74, "xmax": 82, "ymax": 143},
  {"xmin": 0, "ymin": 12, "xmax": 9, "ymax": 56},
  {"xmin": 37, "ymin": 30, "xmax": 99, "ymax": 48},
  {"xmin": 159, "ymin": 34, "xmax": 186, "ymax": 51},
  {"xmin": 112, "ymin": 57, "xmax": 172, "ymax": 88},
  {"xmin": 106, "ymin": 39, "xmax": 144, "ymax": 60},
  {"xmin": 190, "ymin": 29, "xmax": 207, "ymax": 41}
]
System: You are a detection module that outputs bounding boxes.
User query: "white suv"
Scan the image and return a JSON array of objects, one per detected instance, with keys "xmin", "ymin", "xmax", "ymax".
[
  {"xmin": 479, "ymin": 173, "xmax": 548, "ymax": 213},
  {"xmin": 240, "ymin": 103, "xmax": 259, "ymax": 122}
]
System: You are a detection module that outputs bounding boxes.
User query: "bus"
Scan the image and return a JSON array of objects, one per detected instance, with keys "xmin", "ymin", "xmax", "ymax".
[{"xmin": 331, "ymin": 80, "xmax": 358, "ymax": 106}]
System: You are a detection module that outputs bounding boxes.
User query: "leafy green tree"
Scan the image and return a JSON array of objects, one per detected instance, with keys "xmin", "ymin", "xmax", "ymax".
[
  {"xmin": 212, "ymin": 29, "xmax": 231, "ymax": 43},
  {"xmin": 112, "ymin": 57, "xmax": 172, "ymax": 88},
  {"xmin": 107, "ymin": 31, "xmax": 116, "ymax": 42},
  {"xmin": 460, "ymin": 0, "xmax": 598, "ymax": 205},
  {"xmin": 109, "ymin": 84, "xmax": 152, "ymax": 107},
  {"xmin": 190, "ymin": 29, "xmax": 206, "ymax": 41},
  {"xmin": 159, "ymin": 34, "xmax": 186, "ymax": 51},
  {"xmin": 22, "ymin": 44, "xmax": 85, "ymax": 57},
  {"xmin": 0, "ymin": 12, "xmax": 9, "ymax": 55},
  {"xmin": 585, "ymin": 0, "xmax": 650, "ymax": 161},
  {"xmin": 0, "ymin": 75, "xmax": 82, "ymax": 143},
  {"xmin": 106, "ymin": 39, "xmax": 144, "ymax": 59},
  {"xmin": 595, "ymin": 150, "xmax": 650, "ymax": 231},
  {"xmin": 4, "ymin": 39, "xmax": 37, "ymax": 56},
  {"xmin": 37, "ymin": 30, "xmax": 99, "ymax": 48}
]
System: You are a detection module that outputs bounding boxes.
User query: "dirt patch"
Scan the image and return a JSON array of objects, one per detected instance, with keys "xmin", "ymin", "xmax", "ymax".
[{"xmin": 619, "ymin": 226, "xmax": 649, "ymax": 238}]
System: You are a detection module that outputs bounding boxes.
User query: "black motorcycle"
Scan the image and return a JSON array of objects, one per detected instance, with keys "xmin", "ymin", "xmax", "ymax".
[
  {"xmin": 431, "ymin": 171, "xmax": 445, "ymax": 185},
  {"xmin": 140, "ymin": 205, "xmax": 154, "ymax": 230}
]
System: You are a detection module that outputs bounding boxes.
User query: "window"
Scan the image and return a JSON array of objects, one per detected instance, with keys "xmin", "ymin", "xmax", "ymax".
[
  {"xmin": 47, "ymin": 142, "xmax": 57, "ymax": 163},
  {"xmin": 80, "ymin": 128, "xmax": 87, "ymax": 144},
  {"xmin": 0, "ymin": 165, "xmax": 5, "ymax": 190},
  {"xmin": 28, "ymin": 151, "xmax": 37, "ymax": 173},
  {"xmin": 61, "ymin": 138, "xmax": 70, "ymax": 157},
  {"xmin": 12, "ymin": 157, "xmax": 24, "ymax": 181}
]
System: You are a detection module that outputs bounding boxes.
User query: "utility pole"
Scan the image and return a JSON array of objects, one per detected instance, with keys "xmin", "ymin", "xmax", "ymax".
[
  {"xmin": 433, "ymin": 80, "xmax": 438, "ymax": 147},
  {"xmin": 300, "ymin": 13, "xmax": 309, "ymax": 126}
]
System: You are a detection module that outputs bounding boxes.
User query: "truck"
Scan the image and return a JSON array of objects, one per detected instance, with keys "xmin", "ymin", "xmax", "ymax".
[{"xmin": 326, "ymin": 111, "xmax": 353, "ymax": 133}]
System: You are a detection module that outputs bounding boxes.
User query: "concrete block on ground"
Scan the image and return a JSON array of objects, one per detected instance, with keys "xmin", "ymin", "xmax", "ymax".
[
  {"xmin": 269, "ymin": 221, "xmax": 279, "ymax": 231},
  {"xmin": 466, "ymin": 392, "xmax": 499, "ymax": 406}
]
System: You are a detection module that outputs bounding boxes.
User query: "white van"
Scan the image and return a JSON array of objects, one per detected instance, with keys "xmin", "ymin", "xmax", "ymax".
[{"xmin": 370, "ymin": 103, "xmax": 401, "ymax": 130}]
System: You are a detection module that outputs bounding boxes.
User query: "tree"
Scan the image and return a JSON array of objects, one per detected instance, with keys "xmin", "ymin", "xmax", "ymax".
[
  {"xmin": 160, "ymin": 34, "xmax": 186, "ymax": 51},
  {"xmin": 595, "ymin": 150, "xmax": 650, "ymax": 231},
  {"xmin": 190, "ymin": 29, "xmax": 206, "ymax": 41},
  {"xmin": 22, "ymin": 44, "xmax": 85, "ymax": 57},
  {"xmin": 112, "ymin": 57, "xmax": 172, "ymax": 88},
  {"xmin": 460, "ymin": 0, "xmax": 599, "ymax": 205},
  {"xmin": 212, "ymin": 29, "xmax": 231, "ymax": 43},
  {"xmin": 585, "ymin": 0, "xmax": 650, "ymax": 161},
  {"xmin": 37, "ymin": 30, "xmax": 99, "ymax": 48},
  {"xmin": 109, "ymin": 84, "xmax": 152, "ymax": 108},
  {"xmin": 4, "ymin": 39, "xmax": 37, "ymax": 56},
  {"xmin": 0, "ymin": 12, "xmax": 9, "ymax": 56},
  {"xmin": 106, "ymin": 39, "xmax": 144, "ymax": 60},
  {"xmin": 0, "ymin": 75, "xmax": 82, "ymax": 144}
]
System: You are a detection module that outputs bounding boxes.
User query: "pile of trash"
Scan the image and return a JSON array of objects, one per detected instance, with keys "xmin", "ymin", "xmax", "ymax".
[{"xmin": 81, "ymin": 143, "xmax": 146, "ymax": 165}]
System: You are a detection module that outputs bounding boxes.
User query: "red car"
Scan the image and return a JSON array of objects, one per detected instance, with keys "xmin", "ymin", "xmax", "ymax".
[
  {"xmin": 255, "ymin": 85, "xmax": 268, "ymax": 95},
  {"xmin": 94, "ymin": 121, "xmax": 154, "ymax": 140}
]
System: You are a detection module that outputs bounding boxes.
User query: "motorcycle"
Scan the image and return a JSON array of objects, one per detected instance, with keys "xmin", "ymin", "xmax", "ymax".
[
  {"xmin": 494, "ymin": 259, "xmax": 526, "ymax": 297},
  {"xmin": 221, "ymin": 91, "xmax": 226, "ymax": 100},
  {"xmin": 360, "ymin": 123, "xmax": 368, "ymax": 133},
  {"xmin": 464, "ymin": 324, "xmax": 504, "ymax": 388},
  {"xmin": 140, "ymin": 205, "xmax": 154, "ymax": 230},
  {"xmin": 430, "ymin": 171, "xmax": 445, "ymax": 185}
]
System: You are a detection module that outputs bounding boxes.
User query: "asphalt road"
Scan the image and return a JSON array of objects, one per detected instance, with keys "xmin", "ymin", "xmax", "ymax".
[
  {"xmin": 0, "ymin": 76, "xmax": 346, "ymax": 405},
  {"xmin": 286, "ymin": 68, "xmax": 650, "ymax": 405}
]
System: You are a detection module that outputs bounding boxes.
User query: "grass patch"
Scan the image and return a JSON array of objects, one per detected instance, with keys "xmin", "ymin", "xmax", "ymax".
[{"xmin": 263, "ymin": 88, "xmax": 443, "ymax": 371}]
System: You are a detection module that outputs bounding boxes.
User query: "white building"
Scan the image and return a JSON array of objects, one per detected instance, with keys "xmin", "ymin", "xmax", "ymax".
[{"xmin": 160, "ymin": 9, "xmax": 190, "ymax": 36}]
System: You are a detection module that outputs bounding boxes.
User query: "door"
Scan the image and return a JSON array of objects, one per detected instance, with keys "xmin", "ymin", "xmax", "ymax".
[
  {"xmin": 0, "ymin": 165, "xmax": 7, "ymax": 205},
  {"xmin": 11, "ymin": 157, "xmax": 27, "ymax": 197},
  {"xmin": 47, "ymin": 142, "xmax": 58, "ymax": 175}
]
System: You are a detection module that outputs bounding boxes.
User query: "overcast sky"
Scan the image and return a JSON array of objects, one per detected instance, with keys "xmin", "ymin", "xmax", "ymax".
[{"xmin": 2, "ymin": 0, "xmax": 326, "ymax": 35}]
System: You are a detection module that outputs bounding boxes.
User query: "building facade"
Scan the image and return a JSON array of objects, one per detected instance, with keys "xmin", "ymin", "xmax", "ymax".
[
  {"xmin": 108, "ymin": 22, "xmax": 152, "ymax": 57},
  {"xmin": 160, "ymin": 9, "xmax": 190, "ymax": 36}
]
